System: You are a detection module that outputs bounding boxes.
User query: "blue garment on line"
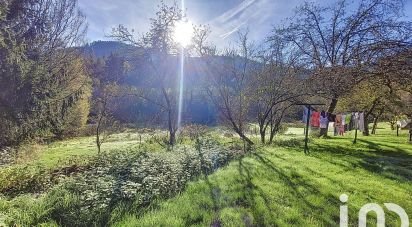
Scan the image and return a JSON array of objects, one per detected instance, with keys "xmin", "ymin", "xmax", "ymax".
[{"xmin": 302, "ymin": 106, "xmax": 310, "ymax": 123}]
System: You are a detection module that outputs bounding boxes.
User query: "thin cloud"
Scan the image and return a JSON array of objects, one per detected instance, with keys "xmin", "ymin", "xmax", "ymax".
[
  {"xmin": 209, "ymin": 0, "xmax": 270, "ymax": 44},
  {"xmin": 211, "ymin": 0, "xmax": 257, "ymax": 24},
  {"xmin": 78, "ymin": 0, "xmax": 412, "ymax": 48},
  {"xmin": 220, "ymin": 21, "xmax": 247, "ymax": 39}
]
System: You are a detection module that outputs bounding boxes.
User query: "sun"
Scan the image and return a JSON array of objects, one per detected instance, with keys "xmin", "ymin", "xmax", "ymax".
[{"xmin": 173, "ymin": 20, "xmax": 194, "ymax": 47}]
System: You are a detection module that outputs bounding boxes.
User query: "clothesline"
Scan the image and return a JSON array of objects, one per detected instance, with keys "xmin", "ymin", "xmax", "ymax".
[{"xmin": 302, "ymin": 107, "xmax": 366, "ymax": 135}]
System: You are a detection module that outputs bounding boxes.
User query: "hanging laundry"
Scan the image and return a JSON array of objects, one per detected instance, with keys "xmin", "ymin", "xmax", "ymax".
[
  {"xmin": 340, "ymin": 114, "xmax": 346, "ymax": 135},
  {"xmin": 339, "ymin": 125, "xmax": 345, "ymax": 135},
  {"xmin": 335, "ymin": 114, "xmax": 343, "ymax": 136},
  {"xmin": 397, "ymin": 119, "xmax": 411, "ymax": 129},
  {"xmin": 320, "ymin": 114, "xmax": 329, "ymax": 129},
  {"xmin": 302, "ymin": 106, "xmax": 310, "ymax": 123},
  {"xmin": 353, "ymin": 112, "xmax": 359, "ymax": 130},
  {"xmin": 335, "ymin": 114, "xmax": 343, "ymax": 127},
  {"xmin": 345, "ymin": 114, "xmax": 352, "ymax": 131},
  {"xmin": 311, "ymin": 111, "xmax": 320, "ymax": 127},
  {"xmin": 328, "ymin": 113, "xmax": 336, "ymax": 122},
  {"xmin": 345, "ymin": 114, "xmax": 351, "ymax": 125},
  {"xmin": 328, "ymin": 122, "xmax": 335, "ymax": 129},
  {"xmin": 359, "ymin": 112, "xmax": 365, "ymax": 132}
]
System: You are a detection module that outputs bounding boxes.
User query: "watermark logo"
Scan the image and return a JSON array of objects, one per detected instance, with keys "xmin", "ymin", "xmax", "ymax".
[{"xmin": 340, "ymin": 194, "xmax": 409, "ymax": 227}]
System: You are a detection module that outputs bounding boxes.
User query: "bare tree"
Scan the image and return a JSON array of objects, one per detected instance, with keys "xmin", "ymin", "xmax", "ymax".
[
  {"xmin": 94, "ymin": 84, "xmax": 121, "ymax": 154},
  {"xmin": 110, "ymin": 2, "xmax": 185, "ymax": 146},
  {"xmin": 205, "ymin": 31, "xmax": 255, "ymax": 146},
  {"xmin": 275, "ymin": 0, "xmax": 412, "ymax": 115},
  {"xmin": 250, "ymin": 38, "xmax": 307, "ymax": 144},
  {"xmin": 87, "ymin": 54, "xmax": 128, "ymax": 154},
  {"xmin": 191, "ymin": 24, "xmax": 217, "ymax": 57}
]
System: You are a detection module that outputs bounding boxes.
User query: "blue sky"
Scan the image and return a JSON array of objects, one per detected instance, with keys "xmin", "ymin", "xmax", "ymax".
[{"xmin": 78, "ymin": 0, "xmax": 412, "ymax": 48}]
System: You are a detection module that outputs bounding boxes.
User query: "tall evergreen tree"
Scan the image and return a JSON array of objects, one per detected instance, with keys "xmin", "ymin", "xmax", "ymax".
[{"xmin": 0, "ymin": 0, "xmax": 89, "ymax": 146}]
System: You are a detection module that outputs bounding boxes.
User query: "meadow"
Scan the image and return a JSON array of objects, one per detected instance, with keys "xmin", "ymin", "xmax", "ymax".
[{"xmin": 0, "ymin": 124, "xmax": 411, "ymax": 226}]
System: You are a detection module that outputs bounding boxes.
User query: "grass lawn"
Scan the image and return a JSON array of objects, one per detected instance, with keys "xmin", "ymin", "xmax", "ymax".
[
  {"xmin": 0, "ymin": 131, "xmax": 157, "ymax": 198},
  {"xmin": 8, "ymin": 131, "xmax": 154, "ymax": 169},
  {"xmin": 115, "ymin": 125, "xmax": 412, "ymax": 226},
  {"xmin": 1, "ymin": 124, "xmax": 410, "ymax": 226}
]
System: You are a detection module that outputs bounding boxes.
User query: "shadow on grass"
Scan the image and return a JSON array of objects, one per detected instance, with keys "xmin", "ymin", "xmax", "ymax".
[
  {"xmin": 310, "ymin": 139, "xmax": 412, "ymax": 183},
  {"xmin": 196, "ymin": 146, "xmax": 222, "ymax": 227},
  {"xmin": 232, "ymin": 152, "xmax": 341, "ymax": 226},
  {"xmin": 237, "ymin": 158, "xmax": 271, "ymax": 226}
]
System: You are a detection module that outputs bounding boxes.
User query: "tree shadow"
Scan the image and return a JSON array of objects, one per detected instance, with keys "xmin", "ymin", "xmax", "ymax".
[
  {"xmin": 236, "ymin": 158, "xmax": 271, "ymax": 226},
  {"xmin": 195, "ymin": 145, "xmax": 223, "ymax": 227},
  {"xmin": 311, "ymin": 139, "xmax": 412, "ymax": 183},
  {"xmin": 234, "ymin": 152, "xmax": 342, "ymax": 226}
]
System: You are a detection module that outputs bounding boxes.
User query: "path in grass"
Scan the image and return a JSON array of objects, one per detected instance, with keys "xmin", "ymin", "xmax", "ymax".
[{"xmin": 116, "ymin": 130, "xmax": 412, "ymax": 226}]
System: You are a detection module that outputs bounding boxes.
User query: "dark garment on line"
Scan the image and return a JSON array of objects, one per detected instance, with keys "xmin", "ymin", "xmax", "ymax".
[{"xmin": 328, "ymin": 113, "xmax": 336, "ymax": 122}]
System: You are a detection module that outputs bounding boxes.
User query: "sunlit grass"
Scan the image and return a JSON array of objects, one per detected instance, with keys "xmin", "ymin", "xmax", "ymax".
[
  {"xmin": 10, "ymin": 131, "xmax": 160, "ymax": 169},
  {"xmin": 115, "ymin": 124, "xmax": 411, "ymax": 226},
  {"xmin": 1, "ymin": 123, "xmax": 410, "ymax": 226}
]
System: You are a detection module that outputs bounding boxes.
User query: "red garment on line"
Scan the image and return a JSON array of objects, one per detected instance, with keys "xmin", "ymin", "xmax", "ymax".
[{"xmin": 311, "ymin": 111, "xmax": 320, "ymax": 127}]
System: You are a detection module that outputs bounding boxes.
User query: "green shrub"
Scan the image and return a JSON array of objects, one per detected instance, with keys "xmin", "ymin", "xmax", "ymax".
[
  {"xmin": 0, "ymin": 138, "xmax": 243, "ymax": 226},
  {"xmin": 277, "ymin": 124, "xmax": 289, "ymax": 135},
  {"xmin": 179, "ymin": 124, "xmax": 209, "ymax": 140},
  {"xmin": 0, "ymin": 165, "xmax": 53, "ymax": 196},
  {"xmin": 273, "ymin": 138, "xmax": 304, "ymax": 148}
]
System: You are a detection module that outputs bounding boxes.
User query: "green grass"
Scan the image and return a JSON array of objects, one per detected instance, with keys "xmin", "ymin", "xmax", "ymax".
[
  {"xmin": 0, "ymin": 131, "xmax": 165, "ymax": 197},
  {"xmin": 20, "ymin": 133, "xmax": 149, "ymax": 169},
  {"xmin": 1, "ymin": 123, "xmax": 411, "ymax": 226},
  {"xmin": 3, "ymin": 130, "xmax": 166, "ymax": 172},
  {"xmin": 115, "ymin": 125, "xmax": 412, "ymax": 226}
]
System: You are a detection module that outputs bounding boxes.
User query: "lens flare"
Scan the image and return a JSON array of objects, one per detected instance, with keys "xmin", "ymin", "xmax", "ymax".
[{"xmin": 173, "ymin": 20, "xmax": 194, "ymax": 47}]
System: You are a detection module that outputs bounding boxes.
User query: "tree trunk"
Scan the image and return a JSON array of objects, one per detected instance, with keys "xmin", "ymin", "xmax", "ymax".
[
  {"xmin": 240, "ymin": 132, "xmax": 254, "ymax": 146},
  {"xmin": 363, "ymin": 117, "xmax": 370, "ymax": 136},
  {"xmin": 269, "ymin": 130, "xmax": 276, "ymax": 144},
  {"xmin": 162, "ymin": 87, "xmax": 176, "ymax": 146},
  {"xmin": 260, "ymin": 130, "xmax": 266, "ymax": 144},
  {"xmin": 409, "ymin": 128, "xmax": 412, "ymax": 142},
  {"xmin": 167, "ymin": 107, "xmax": 175, "ymax": 145},
  {"xmin": 371, "ymin": 117, "xmax": 378, "ymax": 135},
  {"xmin": 323, "ymin": 98, "xmax": 338, "ymax": 136},
  {"xmin": 371, "ymin": 108, "xmax": 384, "ymax": 135},
  {"xmin": 363, "ymin": 98, "xmax": 380, "ymax": 136},
  {"xmin": 96, "ymin": 127, "xmax": 101, "ymax": 154},
  {"xmin": 259, "ymin": 122, "xmax": 266, "ymax": 144},
  {"xmin": 327, "ymin": 98, "xmax": 338, "ymax": 113},
  {"xmin": 233, "ymin": 125, "xmax": 254, "ymax": 146},
  {"xmin": 97, "ymin": 141, "xmax": 101, "ymax": 154},
  {"xmin": 389, "ymin": 120, "xmax": 396, "ymax": 130},
  {"xmin": 169, "ymin": 130, "xmax": 176, "ymax": 146},
  {"xmin": 96, "ymin": 115, "xmax": 102, "ymax": 154},
  {"xmin": 371, "ymin": 118, "xmax": 378, "ymax": 135}
]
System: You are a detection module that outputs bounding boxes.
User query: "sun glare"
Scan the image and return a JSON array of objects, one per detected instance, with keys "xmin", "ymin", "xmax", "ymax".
[{"xmin": 174, "ymin": 20, "xmax": 194, "ymax": 47}]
